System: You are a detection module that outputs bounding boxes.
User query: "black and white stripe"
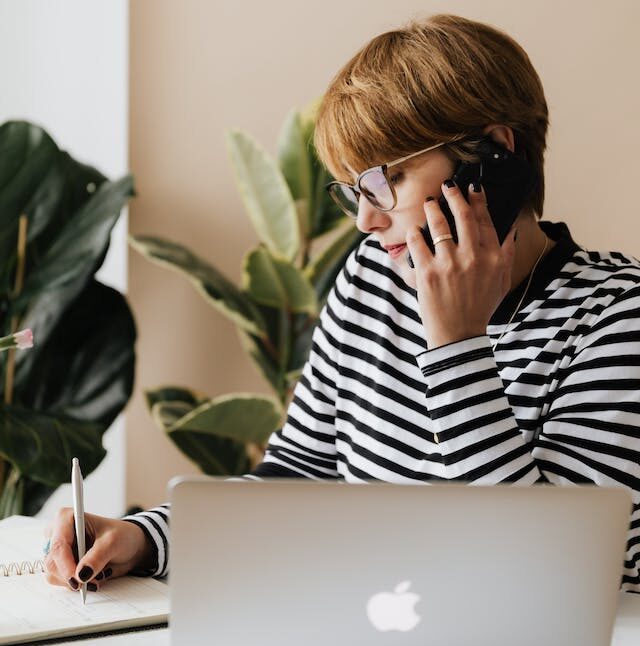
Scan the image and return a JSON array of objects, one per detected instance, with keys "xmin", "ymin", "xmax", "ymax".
[
  {"xmin": 133, "ymin": 221, "xmax": 640, "ymax": 590},
  {"xmin": 122, "ymin": 505, "xmax": 169, "ymax": 576}
]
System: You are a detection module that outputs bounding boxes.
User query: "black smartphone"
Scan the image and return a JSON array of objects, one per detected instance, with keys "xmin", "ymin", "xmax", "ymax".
[{"xmin": 406, "ymin": 137, "xmax": 536, "ymax": 267}]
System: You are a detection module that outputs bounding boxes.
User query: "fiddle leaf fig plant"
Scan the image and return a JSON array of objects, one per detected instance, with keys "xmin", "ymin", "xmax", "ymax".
[
  {"xmin": 132, "ymin": 101, "xmax": 363, "ymax": 476},
  {"xmin": 0, "ymin": 120, "xmax": 136, "ymax": 518}
]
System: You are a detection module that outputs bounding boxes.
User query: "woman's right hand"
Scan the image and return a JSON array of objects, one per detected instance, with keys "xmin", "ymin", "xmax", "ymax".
[{"xmin": 44, "ymin": 507, "xmax": 156, "ymax": 591}]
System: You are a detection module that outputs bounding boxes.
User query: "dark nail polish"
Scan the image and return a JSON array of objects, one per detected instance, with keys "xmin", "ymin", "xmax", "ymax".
[
  {"xmin": 79, "ymin": 566, "xmax": 93, "ymax": 582},
  {"xmin": 514, "ymin": 229, "xmax": 519, "ymax": 242},
  {"xmin": 425, "ymin": 196, "xmax": 434, "ymax": 203},
  {"xmin": 472, "ymin": 181, "xmax": 482, "ymax": 192},
  {"xmin": 95, "ymin": 571, "xmax": 104, "ymax": 581},
  {"xmin": 104, "ymin": 567, "xmax": 113, "ymax": 578},
  {"xmin": 68, "ymin": 577, "xmax": 79, "ymax": 590},
  {"xmin": 444, "ymin": 179, "xmax": 455, "ymax": 189},
  {"xmin": 87, "ymin": 583, "xmax": 98, "ymax": 592}
]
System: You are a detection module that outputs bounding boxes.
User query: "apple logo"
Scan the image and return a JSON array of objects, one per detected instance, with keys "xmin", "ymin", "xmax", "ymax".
[{"xmin": 366, "ymin": 580, "xmax": 421, "ymax": 632}]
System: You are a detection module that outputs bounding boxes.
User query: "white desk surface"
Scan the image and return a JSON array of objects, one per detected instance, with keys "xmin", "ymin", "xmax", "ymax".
[{"xmin": 613, "ymin": 593, "xmax": 640, "ymax": 645}]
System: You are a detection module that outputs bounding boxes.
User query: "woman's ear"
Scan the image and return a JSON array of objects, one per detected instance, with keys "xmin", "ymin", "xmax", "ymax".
[{"xmin": 482, "ymin": 124, "xmax": 515, "ymax": 152}]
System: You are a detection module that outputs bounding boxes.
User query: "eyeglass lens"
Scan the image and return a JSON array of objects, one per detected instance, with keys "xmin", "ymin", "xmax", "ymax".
[{"xmin": 329, "ymin": 169, "xmax": 395, "ymax": 218}]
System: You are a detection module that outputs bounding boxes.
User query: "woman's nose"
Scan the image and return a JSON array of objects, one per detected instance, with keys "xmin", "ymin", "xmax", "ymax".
[{"xmin": 356, "ymin": 195, "xmax": 390, "ymax": 233}]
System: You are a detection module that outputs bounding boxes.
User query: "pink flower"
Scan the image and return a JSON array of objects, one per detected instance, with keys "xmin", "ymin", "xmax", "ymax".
[{"xmin": 13, "ymin": 328, "xmax": 33, "ymax": 350}]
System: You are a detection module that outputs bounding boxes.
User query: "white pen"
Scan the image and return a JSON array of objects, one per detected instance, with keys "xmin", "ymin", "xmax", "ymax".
[{"xmin": 71, "ymin": 457, "xmax": 87, "ymax": 604}]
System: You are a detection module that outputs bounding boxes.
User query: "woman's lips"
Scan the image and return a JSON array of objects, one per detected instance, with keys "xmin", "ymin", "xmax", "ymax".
[{"xmin": 385, "ymin": 243, "xmax": 407, "ymax": 259}]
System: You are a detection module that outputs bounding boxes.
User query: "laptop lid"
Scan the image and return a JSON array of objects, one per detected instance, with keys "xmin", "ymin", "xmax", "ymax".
[{"xmin": 169, "ymin": 478, "xmax": 630, "ymax": 646}]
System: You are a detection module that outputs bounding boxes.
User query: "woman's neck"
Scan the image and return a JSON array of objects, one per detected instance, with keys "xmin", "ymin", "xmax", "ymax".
[{"xmin": 510, "ymin": 214, "xmax": 555, "ymax": 292}]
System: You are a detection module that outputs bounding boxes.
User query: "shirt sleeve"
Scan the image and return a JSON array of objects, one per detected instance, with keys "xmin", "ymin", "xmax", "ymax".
[
  {"xmin": 416, "ymin": 285, "xmax": 640, "ymax": 591},
  {"xmin": 121, "ymin": 504, "xmax": 170, "ymax": 578},
  {"xmin": 416, "ymin": 335, "xmax": 543, "ymax": 484}
]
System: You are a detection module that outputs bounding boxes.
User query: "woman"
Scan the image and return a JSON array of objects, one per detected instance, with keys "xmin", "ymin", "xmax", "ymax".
[{"xmin": 44, "ymin": 14, "xmax": 640, "ymax": 593}]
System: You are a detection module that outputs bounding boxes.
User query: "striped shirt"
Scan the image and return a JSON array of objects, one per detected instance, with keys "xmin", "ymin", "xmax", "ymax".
[{"xmin": 125, "ymin": 221, "xmax": 640, "ymax": 592}]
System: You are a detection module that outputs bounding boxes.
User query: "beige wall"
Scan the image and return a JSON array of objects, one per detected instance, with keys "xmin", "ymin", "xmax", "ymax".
[{"xmin": 127, "ymin": 0, "xmax": 640, "ymax": 507}]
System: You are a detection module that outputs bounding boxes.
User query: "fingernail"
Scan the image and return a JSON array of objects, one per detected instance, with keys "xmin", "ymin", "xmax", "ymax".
[
  {"xmin": 79, "ymin": 566, "xmax": 94, "ymax": 582},
  {"xmin": 444, "ymin": 179, "xmax": 455, "ymax": 189},
  {"xmin": 95, "ymin": 571, "xmax": 104, "ymax": 581},
  {"xmin": 87, "ymin": 583, "xmax": 98, "ymax": 592},
  {"xmin": 104, "ymin": 567, "xmax": 113, "ymax": 578},
  {"xmin": 68, "ymin": 577, "xmax": 79, "ymax": 590},
  {"xmin": 472, "ymin": 181, "xmax": 482, "ymax": 193},
  {"xmin": 425, "ymin": 196, "xmax": 434, "ymax": 203}
]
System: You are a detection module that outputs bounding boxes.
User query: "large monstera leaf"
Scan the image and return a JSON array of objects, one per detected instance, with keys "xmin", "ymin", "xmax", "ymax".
[{"xmin": 0, "ymin": 120, "xmax": 136, "ymax": 517}]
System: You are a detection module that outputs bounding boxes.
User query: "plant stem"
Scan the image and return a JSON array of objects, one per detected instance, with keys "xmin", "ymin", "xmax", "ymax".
[
  {"xmin": 247, "ymin": 442, "xmax": 266, "ymax": 470},
  {"xmin": 0, "ymin": 215, "xmax": 28, "ymax": 507},
  {"xmin": 261, "ymin": 336, "xmax": 280, "ymax": 363},
  {"xmin": 301, "ymin": 241, "xmax": 311, "ymax": 269},
  {"xmin": 4, "ymin": 215, "xmax": 28, "ymax": 406},
  {"xmin": 0, "ymin": 468, "xmax": 23, "ymax": 520}
]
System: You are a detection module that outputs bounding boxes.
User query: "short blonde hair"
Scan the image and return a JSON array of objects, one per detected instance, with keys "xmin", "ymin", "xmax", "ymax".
[{"xmin": 314, "ymin": 14, "xmax": 549, "ymax": 216}]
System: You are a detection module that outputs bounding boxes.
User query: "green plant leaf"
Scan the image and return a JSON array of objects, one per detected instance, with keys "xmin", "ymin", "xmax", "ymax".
[
  {"xmin": 277, "ymin": 110, "xmax": 313, "ymax": 241},
  {"xmin": 151, "ymin": 393, "xmax": 283, "ymax": 476},
  {"xmin": 145, "ymin": 386, "xmax": 206, "ymax": 412},
  {"xmin": 12, "ymin": 280, "xmax": 136, "ymax": 429},
  {"xmin": 305, "ymin": 224, "xmax": 364, "ymax": 303},
  {"xmin": 237, "ymin": 329, "xmax": 283, "ymax": 396},
  {"xmin": 0, "ymin": 120, "xmax": 136, "ymax": 517},
  {"xmin": 7, "ymin": 174, "xmax": 134, "ymax": 372},
  {"xmin": 153, "ymin": 400, "xmax": 197, "ymax": 429},
  {"xmin": 311, "ymin": 159, "xmax": 346, "ymax": 238},
  {"xmin": 291, "ymin": 101, "xmax": 348, "ymax": 240},
  {"xmin": 26, "ymin": 153, "xmax": 108, "ymax": 269},
  {"xmin": 241, "ymin": 247, "xmax": 287, "ymax": 309},
  {"xmin": 242, "ymin": 246, "xmax": 317, "ymax": 314},
  {"xmin": 299, "ymin": 97, "xmax": 321, "ymax": 141},
  {"xmin": 0, "ymin": 470, "xmax": 55, "ymax": 519},
  {"xmin": 21, "ymin": 477, "xmax": 56, "ymax": 517},
  {"xmin": 166, "ymin": 429, "xmax": 250, "ymax": 476},
  {"xmin": 288, "ymin": 312, "xmax": 317, "ymax": 377},
  {"xmin": 15, "ymin": 175, "xmax": 134, "ymax": 307},
  {"xmin": 0, "ymin": 405, "xmax": 106, "ymax": 487},
  {"xmin": 226, "ymin": 129, "xmax": 300, "ymax": 261},
  {"xmin": 130, "ymin": 235, "xmax": 267, "ymax": 337},
  {"xmin": 166, "ymin": 393, "xmax": 282, "ymax": 444},
  {"xmin": 0, "ymin": 122, "xmax": 60, "ymax": 292},
  {"xmin": 0, "ymin": 469, "xmax": 24, "ymax": 519}
]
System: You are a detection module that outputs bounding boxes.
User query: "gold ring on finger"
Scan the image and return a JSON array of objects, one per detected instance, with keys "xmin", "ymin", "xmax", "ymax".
[{"xmin": 433, "ymin": 233, "xmax": 454, "ymax": 246}]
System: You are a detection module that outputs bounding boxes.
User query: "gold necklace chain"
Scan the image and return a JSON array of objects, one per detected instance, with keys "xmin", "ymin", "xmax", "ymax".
[{"xmin": 491, "ymin": 235, "xmax": 549, "ymax": 352}]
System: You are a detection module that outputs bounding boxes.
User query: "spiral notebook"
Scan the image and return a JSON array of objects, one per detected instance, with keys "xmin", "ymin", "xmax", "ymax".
[{"xmin": 0, "ymin": 523, "xmax": 169, "ymax": 645}]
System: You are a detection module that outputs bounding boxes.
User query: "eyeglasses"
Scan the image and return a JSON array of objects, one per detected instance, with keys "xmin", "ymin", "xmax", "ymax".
[{"xmin": 325, "ymin": 137, "xmax": 464, "ymax": 219}]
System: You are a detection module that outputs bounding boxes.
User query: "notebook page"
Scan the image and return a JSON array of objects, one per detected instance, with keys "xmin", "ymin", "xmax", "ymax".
[
  {"xmin": 0, "ymin": 572, "xmax": 168, "ymax": 644},
  {"xmin": 0, "ymin": 525, "xmax": 168, "ymax": 645}
]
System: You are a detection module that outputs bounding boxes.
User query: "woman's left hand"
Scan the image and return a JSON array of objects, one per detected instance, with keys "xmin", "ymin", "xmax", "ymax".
[{"xmin": 405, "ymin": 181, "xmax": 517, "ymax": 350}]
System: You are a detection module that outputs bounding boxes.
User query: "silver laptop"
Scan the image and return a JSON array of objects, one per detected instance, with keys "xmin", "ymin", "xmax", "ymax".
[{"xmin": 169, "ymin": 478, "xmax": 630, "ymax": 646}]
